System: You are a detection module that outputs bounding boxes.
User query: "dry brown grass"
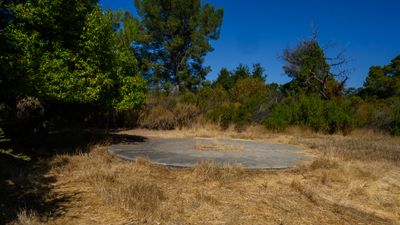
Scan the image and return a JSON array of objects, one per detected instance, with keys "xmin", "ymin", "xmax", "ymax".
[
  {"xmin": 8, "ymin": 126, "xmax": 400, "ymax": 225},
  {"xmin": 192, "ymin": 161, "xmax": 245, "ymax": 182},
  {"xmin": 10, "ymin": 210, "xmax": 43, "ymax": 225}
]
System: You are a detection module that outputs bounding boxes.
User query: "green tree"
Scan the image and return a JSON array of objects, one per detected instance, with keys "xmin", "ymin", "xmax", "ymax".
[
  {"xmin": 231, "ymin": 64, "xmax": 251, "ymax": 82},
  {"xmin": 363, "ymin": 55, "xmax": 400, "ymax": 99},
  {"xmin": 251, "ymin": 63, "xmax": 267, "ymax": 82},
  {"xmin": 214, "ymin": 64, "xmax": 267, "ymax": 91},
  {"xmin": 134, "ymin": 0, "xmax": 224, "ymax": 91},
  {"xmin": 282, "ymin": 38, "xmax": 348, "ymax": 99},
  {"xmin": 2, "ymin": 0, "xmax": 146, "ymax": 111},
  {"xmin": 214, "ymin": 68, "xmax": 233, "ymax": 90},
  {"xmin": 0, "ymin": 0, "xmax": 26, "ymax": 103},
  {"xmin": 232, "ymin": 77, "xmax": 269, "ymax": 124}
]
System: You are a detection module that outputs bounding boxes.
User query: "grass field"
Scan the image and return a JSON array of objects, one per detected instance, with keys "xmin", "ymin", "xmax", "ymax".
[{"xmin": 3, "ymin": 126, "xmax": 400, "ymax": 225}]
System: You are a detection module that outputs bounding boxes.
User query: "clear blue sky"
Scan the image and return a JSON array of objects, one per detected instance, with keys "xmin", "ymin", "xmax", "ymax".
[{"xmin": 100, "ymin": 0, "xmax": 400, "ymax": 88}]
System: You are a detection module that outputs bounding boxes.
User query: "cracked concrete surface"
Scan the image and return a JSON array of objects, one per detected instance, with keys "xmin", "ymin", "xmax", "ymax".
[{"xmin": 108, "ymin": 137, "xmax": 308, "ymax": 169}]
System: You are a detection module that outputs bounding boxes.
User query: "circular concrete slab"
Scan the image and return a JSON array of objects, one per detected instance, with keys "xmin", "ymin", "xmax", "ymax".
[{"xmin": 108, "ymin": 137, "xmax": 308, "ymax": 169}]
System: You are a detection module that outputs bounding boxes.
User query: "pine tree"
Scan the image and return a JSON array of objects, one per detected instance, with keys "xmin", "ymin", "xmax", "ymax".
[{"xmin": 134, "ymin": 0, "xmax": 224, "ymax": 91}]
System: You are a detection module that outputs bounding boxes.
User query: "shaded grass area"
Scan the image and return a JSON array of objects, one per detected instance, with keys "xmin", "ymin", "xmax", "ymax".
[
  {"xmin": 0, "ymin": 129, "xmax": 146, "ymax": 224},
  {"xmin": 2, "ymin": 127, "xmax": 400, "ymax": 224}
]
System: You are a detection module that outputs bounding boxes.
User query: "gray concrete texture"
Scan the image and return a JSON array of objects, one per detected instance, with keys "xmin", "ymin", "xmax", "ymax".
[{"xmin": 108, "ymin": 137, "xmax": 309, "ymax": 169}]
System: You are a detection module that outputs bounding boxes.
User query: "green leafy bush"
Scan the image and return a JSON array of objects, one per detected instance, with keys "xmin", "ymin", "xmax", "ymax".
[
  {"xmin": 297, "ymin": 94, "xmax": 327, "ymax": 131},
  {"xmin": 264, "ymin": 95, "xmax": 357, "ymax": 134},
  {"xmin": 206, "ymin": 104, "xmax": 238, "ymax": 129},
  {"xmin": 325, "ymin": 99, "xmax": 356, "ymax": 134},
  {"xmin": 263, "ymin": 103, "xmax": 294, "ymax": 131}
]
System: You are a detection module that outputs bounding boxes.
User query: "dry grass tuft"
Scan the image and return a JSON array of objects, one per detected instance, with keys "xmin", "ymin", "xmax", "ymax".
[
  {"xmin": 290, "ymin": 179, "xmax": 318, "ymax": 204},
  {"xmin": 94, "ymin": 180, "xmax": 165, "ymax": 214},
  {"xmin": 11, "ymin": 210, "xmax": 43, "ymax": 225},
  {"xmin": 192, "ymin": 161, "xmax": 245, "ymax": 183},
  {"xmin": 309, "ymin": 158, "xmax": 339, "ymax": 170},
  {"xmin": 134, "ymin": 156, "xmax": 153, "ymax": 166}
]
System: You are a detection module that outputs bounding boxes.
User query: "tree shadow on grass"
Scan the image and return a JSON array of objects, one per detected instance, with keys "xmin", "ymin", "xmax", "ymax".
[
  {"xmin": 0, "ymin": 158, "xmax": 66, "ymax": 224},
  {"xmin": 0, "ymin": 128, "xmax": 147, "ymax": 224}
]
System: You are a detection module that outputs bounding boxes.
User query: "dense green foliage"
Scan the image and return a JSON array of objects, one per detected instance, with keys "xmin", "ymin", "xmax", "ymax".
[
  {"xmin": 0, "ymin": 0, "xmax": 148, "ymax": 138},
  {"xmin": 134, "ymin": 0, "xmax": 224, "ymax": 91},
  {"xmin": 282, "ymin": 39, "xmax": 346, "ymax": 99},
  {"xmin": 1, "ymin": 1, "xmax": 146, "ymax": 109},
  {"xmin": 263, "ymin": 95, "xmax": 356, "ymax": 134},
  {"xmin": 363, "ymin": 55, "xmax": 400, "ymax": 99}
]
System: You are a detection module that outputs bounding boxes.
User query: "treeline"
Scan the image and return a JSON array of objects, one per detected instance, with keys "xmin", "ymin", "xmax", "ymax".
[
  {"xmin": 1, "ymin": 0, "xmax": 400, "ymax": 151},
  {"xmin": 140, "ymin": 42, "xmax": 400, "ymax": 135}
]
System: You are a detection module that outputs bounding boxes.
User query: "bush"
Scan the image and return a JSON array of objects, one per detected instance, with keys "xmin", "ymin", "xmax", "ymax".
[
  {"xmin": 353, "ymin": 97, "xmax": 400, "ymax": 134},
  {"xmin": 263, "ymin": 95, "xmax": 357, "ymax": 134},
  {"xmin": 263, "ymin": 103, "xmax": 294, "ymax": 131},
  {"xmin": 206, "ymin": 103, "xmax": 238, "ymax": 129},
  {"xmin": 325, "ymin": 99, "xmax": 356, "ymax": 134},
  {"xmin": 140, "ymin": 106, "xmax": 175, "ymax": 130},
  {"xmin": 297, "ymin": 94, "xmax": 327, "ymax": 131},
  {"xmin": 350, "ymin": 96, "xmax": 375, "ymax": 127},
  {"xmin": 390, "ymin": 106, "xmax": 400, "ymax": 135},
  {"xmin": 232, "ymin": 77, "xmax": 268, "ymax": 106},
  {"xmin": 139, "ymin": 92, "xmax": 201, "ymax": 130},
  {"xmin": 173, "ymin": 103, "xmax": 200, "ymax": 129},
  {"xmin": 197, "ymin": 86, "xmax": 229, "ymax": 112}
]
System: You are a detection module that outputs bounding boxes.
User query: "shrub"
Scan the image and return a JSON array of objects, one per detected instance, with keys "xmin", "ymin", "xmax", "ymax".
[
  {"xmin": 356, "ymin": 97, "xmax": 400, "ymax": 134},
  {"xmin": 206, "ymin": 103, "xmax": 238, "ymax": 129},
  {"xmin": 232, "ymin": 77, "xmax": 268, "ymax": 106},
  {"xmin": 325, "ymin": 99, "xmax": 356, "ymax": 134},
  {"xmin": 264, "ymin": 95, "xmax": 357, "ymax": 134},
  {"xmin": 263, "ymin": 103, "xmax": 294, "ymax": 131},
  {"xmin": 390, "ymin": 106, "xmax": 400, "ymax": 135},
  {"xmin": 350, "ymin": 96, "xmax": 375, "ymax": 127},
  {"xmin": 232, "ymin": 77, "xmax": 269, "ymax": 125},
  {"xmin": 139, "ymin": 92, "xmax": 201, "ymax": 130},
  {"xmin": 197, "ymin": 86, "xmax": 229, "ymax": 112},
  {"xmin": 173, "ymin": 103, "xmax": 200, "ymax": 129},
  {"xmin": 297, "ymin": 94, "xmax": 327, "ymax": 131},
  {"xmin": 140, "ymin": 106, "xmax": 175, "ymax": 130}
]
